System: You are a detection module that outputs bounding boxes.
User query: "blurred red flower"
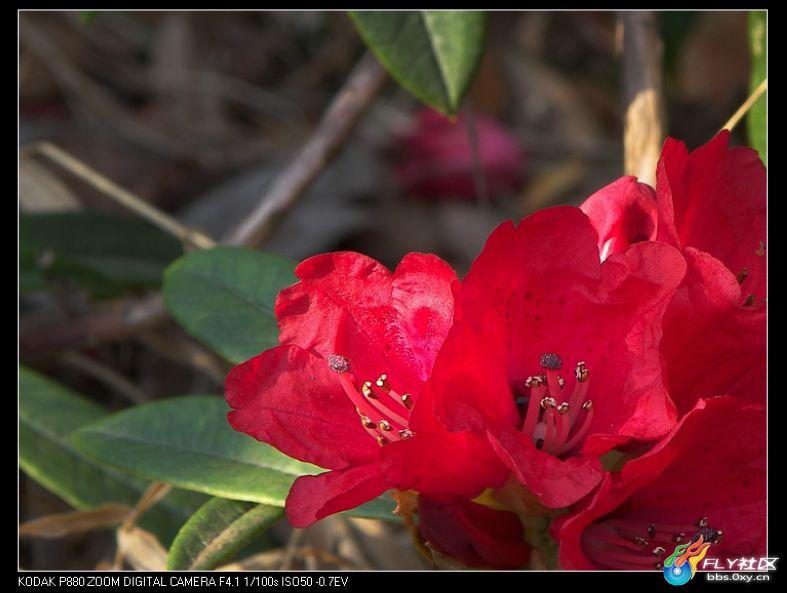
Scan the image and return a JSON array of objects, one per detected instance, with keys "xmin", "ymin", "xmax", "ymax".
[{"xmin": 395, "ymin": 108, "xmax": 525, "ymax": 200}]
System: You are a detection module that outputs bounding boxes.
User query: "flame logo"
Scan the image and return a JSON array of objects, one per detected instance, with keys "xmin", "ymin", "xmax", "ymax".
[{"xmin": 663, "ymin": 535, "xmax": 712, "ymax": 586}]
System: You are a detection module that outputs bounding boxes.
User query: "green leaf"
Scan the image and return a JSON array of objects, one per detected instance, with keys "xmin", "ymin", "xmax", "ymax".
[
  {"xmin": 349, "ymin": 11, "xmax": 486, "ymax": 115},
  {"xmin": 19, "ymin": 368, "xmax": 206, "ymax": 544},
  {"xmin": 347, "ymin": 493, "xmax": 397, "ymax": 520},
  {"xmin": 72, "ymin": 396, "xmax": 319, "ymax": 505},
  {"xmin": 747, "ymin": 11, "xmax": 766, "ymax": 164},
  {"xmin": 163, "ymin": 247, "xmax": 295, "ymax": 364},
  {"xmin": 72, "ymin": 396, "xmax": 397, "ymax": 521},
  {"xmin": 20, "ymin": 211, "xmax": 182, "ymax": 298},
  {"xmin": 167, "ymin": 498, "xmax": 283, "ymax": 570}
]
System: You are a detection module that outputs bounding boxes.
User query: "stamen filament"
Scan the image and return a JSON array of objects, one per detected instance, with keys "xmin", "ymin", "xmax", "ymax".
[
  {"xmin": 337, "ymin": 373, "xmax": 406, "ymax": 439},
  {"xmin": 545, "ymin": 370, "xmax": 563, "ymax": 402},
  {"xmin": 550, "ymin": 410, "xmax": 571, "ymax": 454},
  {"xmin": 337, "ymin": 373, "xmax": 385, "ymax": 423},
  {"xmin": 522, "ymin": 384, "xmax": 544, "ymax": 436},
  {"xmin": 585, "ymin": 525, "xmax": 647, "ymax": 551},
  {"xmin": 365, "ymin": 395, "xmax": 410, "ymax": 428},
  {"xmin": 542, "ymin": 408, "xmax": 557, "ymax": 453},
  {"xmin": 557, "ymin": 407, "xmax": 594, "ymax": 455},
  {"xmin": 385, "ymin": 386, "xmax": 415, "ymax": 414},
  {"xmin": 567, "ymin": 380, "xmax": 589, "ymax": 425}
]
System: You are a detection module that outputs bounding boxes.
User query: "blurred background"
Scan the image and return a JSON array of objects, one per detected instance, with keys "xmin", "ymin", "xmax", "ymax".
[{"xmin": 19, "ymin": 10, "xmax": 757, "ymax": 570}]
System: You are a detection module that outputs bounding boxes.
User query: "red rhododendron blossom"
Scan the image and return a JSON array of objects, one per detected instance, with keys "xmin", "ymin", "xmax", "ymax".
[
  {"xmin": 427, "ymin": 207, "xmax": 687, "ymax": 509},
  {"xmin": 395, "ymin": 108, "xmax": 525, "ymax": 200},
  {"xmin": 554, "ymin": 396, "xmax": 765, "ymax": 569},
  {"xmin": 417, "ymin": 496, "xmax": 531, "ymax": 569},
  {"xmin": 580, "ymin": 131, "xmax": 766, "ymax": 413},
  {"xmin": 225, "ymin": 252, "xmax": 507, "ymax": 529}
]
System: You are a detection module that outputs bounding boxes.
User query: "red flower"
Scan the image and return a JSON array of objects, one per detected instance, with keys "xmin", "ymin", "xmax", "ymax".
[
  {"xmin": 395, "ymin": 108, "xmax": 525, "ymax": 200},
  {"xmin": 426, "ymin": 207, "xmax": 687, "ymax": 509},
  {"xmin": 580, "ymin": 132, "xmax": 766, "ymax": 413},
  {"xmin": 418, "ymin": 496, "xmax": 531, "ymax": 569},
  {"xmin": 225, "ymin": 252, "xmax": 505, "ymax": 528},
  {"xmin": 554, "ymin": 396, "xmax": 765, "ymax": 569}
]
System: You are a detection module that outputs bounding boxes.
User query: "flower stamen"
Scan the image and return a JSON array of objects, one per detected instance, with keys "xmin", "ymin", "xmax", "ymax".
[
  {"xmin": 583, "ymin": 517, "xmax": 723, "ymax": 570},
  {"xmin": 520, "ymin": 354, "xmax": 595, "ymax": 457},
  {"xmin": 330, "ymin": 356, "xmax": 415, "ymax": 446}
]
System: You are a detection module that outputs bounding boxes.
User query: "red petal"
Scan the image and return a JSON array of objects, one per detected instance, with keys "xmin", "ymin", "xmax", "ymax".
[
  {"xmin": 418, "ymin": 496, "xmax": 531, "ymax": 568},
  {"xmin": 487, "ymin": 424, "xmax": 604, "ymax": 509},
  {"xmin": 226, "ymin": 345, "xmax": 378, "ymax": 470},
  {"xmin": 656, "ymin": 131, "xmax": 766, "ymax": 298},
  {"xmin": 430, "ymin": 321, "xmax": 519, "ymax": 434},
  {"xmin": 580, "ymin": 176, "xmax": 658, "ymax": 260},
  {"xmin": 380, "ymin": 382, "xmax": 509, "ymax": 500},
  {"xmin": 557, "ymin": 397, "xmax": 765, "ymax": 569},
  {"xmin": 276, "ymin": 252, "xmax": 456, "ymax": 395},
  {"xmin": 661, "ymin": 248, "xmax": 766, "ymax": 413},
  {"xmin": 285, "ymin": 464, "xmax": 388, "ymax": 528}
]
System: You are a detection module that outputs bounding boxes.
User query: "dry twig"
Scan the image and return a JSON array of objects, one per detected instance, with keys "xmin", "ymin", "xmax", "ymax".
[
  {"xmin": 20, "ymin": 293, "xmax": 169, "ymax": 358},
  {"xmin": 22, "ymin": 142, "xmax": 216, "ymax": 251},
  {"xmin": 20, "ymin": 504, "xmax": 131, "ymax": 539},
  {"xmin": 113, "ymin": 482, "xmax": 172, "ymax": 570},
  {"xmin": 223, "ymin": 52, "xmax": 387, "ymax": 247},
  {"xmin": 278, "ymin": 528, "xmax": 304, "ymax": 570},
  {"xmin": 619, "ymin": 11, "xmax": 664, "ymax": 186},
  {"xmin": 135, "ymin": 330, "xmax": 229, "ymax": 385},
  {"xmin": 59, "ymin": 351, "xmax": 149, "ymax": 404},
  {"xmin": 722, "ymin": 78, "xmax": 768, "ymax": 132},
  {"xmin": 115, "ymin": 527, "xmax": 168, "ymax": 571}
]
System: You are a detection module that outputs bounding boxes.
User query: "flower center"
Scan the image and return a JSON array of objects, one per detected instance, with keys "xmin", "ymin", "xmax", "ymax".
[
  {"xmin": 328, "ymin": 355, "xmax": 414, "ymax": 446},
  {"xmin": 517, "ymin": 353, "xmax": 594, "ymax": 457},
  {"xmin": 582, "ymin": 516, "xmax": 723, "ymax": 570}
]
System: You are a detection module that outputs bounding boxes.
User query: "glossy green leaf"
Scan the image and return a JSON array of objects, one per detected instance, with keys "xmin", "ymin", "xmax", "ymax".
[
  {"xmin": 349, "ymin": 11, "xmax": 486, "ymax": 115},
  {"xmin": 19, "ymin": 368, "xmax": 205, "ymax": 544},
  {"xmin": 72, "ymin": 396, "xmax": 397, "ymax": 521},
  {"xmin": 163, "ymin": 247, "xmax": 295, "ymax": 364},
  {"xmin": 747, "ymin": 11, "xmax": 766, "ymax": 164},
  {"xmin": 167, "ymin": 498, "xmax": 283, "ymax": 570},
  {"xmin": 20, "ymin": 211, "xmax": 182, "ymax": 298}
]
